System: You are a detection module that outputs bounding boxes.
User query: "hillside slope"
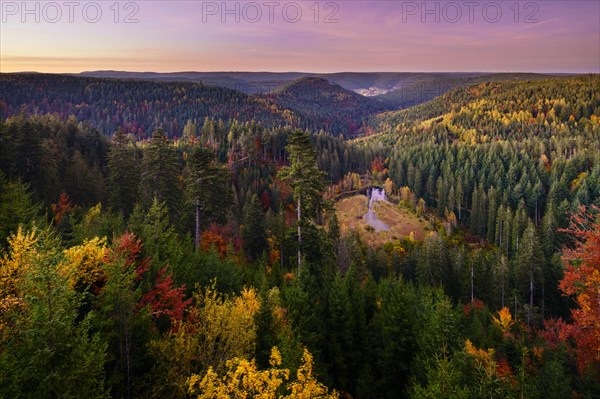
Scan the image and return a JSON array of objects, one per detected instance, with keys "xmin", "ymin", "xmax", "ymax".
[
  {"xmin": 0, "ymin": 73, "xmax": 298, "ymax": 137},
  {"xmin": 364, "ymin": 74, "xmax": 599, "ymax": 145},
  {"xmin": 261, "ymin": 77, "xmax": 386, "ymax": 136}
]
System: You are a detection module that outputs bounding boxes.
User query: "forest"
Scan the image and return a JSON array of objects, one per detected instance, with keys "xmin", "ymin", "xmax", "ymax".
[{"xmin": 0, "ymin": 73, "xmax": 599, "ymax": 398}]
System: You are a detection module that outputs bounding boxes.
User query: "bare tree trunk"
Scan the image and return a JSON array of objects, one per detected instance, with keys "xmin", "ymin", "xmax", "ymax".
[
  {"xmin": 541, "ymin": 284, "xmax": 545, "ymax": 320},
  {"xmin": 498, "ymin": 220, "xmax": 502, "ymax": 247},
  {"xmin": 528, "ymin": 272, "xmax": 534, "ymax": 326},
  {"xmin": 126, "ymin": 329, "xmax": 131, "ymax": 399},
  {"xmin": 471, "ymin": 264, "xmax": 474, "ymax": 303},
  {"xmin": 280, "ymin": 211, "xmax": 285, "ymax": 271},
  {"xmin": 195, "ymin": 198, "xmax": 201, "ymax": 250},
  {"xmin": 297, "ymin": 195, "xmax": 302, "ymax": 272},
  {"xmin": 501, "ymin": 282, "xmax": 505, "ymax": 309}
]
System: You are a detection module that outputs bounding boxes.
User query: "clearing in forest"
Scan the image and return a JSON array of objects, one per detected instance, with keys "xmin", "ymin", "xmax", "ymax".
[{"xmin": 334, "ymin": 195, "xmax": 429, "ymax": 246}]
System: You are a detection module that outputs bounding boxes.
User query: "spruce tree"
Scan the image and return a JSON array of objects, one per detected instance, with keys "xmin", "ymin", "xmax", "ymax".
[
  {"xmin": 107, "ymin": 129, "xmax": 140, "ymax": 217},
  {"xmin": 139, "ymin": 128, "xmax": 182, "ymax": 221},
  {"xmin": 277, "ymin": 130, "xmax": 325, "ymax": 272},
  {"xmin": 515, "ymin": 222, "xmax": 544, "ymax": 325},
  {"xmin": 241, "ymin": 194, "xmax": 267, "ymax": 261},
  {"xmin": 184, "ymin": 145, "xmax": 232, "ymax": 248}
]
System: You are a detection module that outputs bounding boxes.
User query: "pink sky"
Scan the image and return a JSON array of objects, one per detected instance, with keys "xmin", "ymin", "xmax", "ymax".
[{"xmin": 0, "ymin": 1, "xmax": 598, "ymax": 73}]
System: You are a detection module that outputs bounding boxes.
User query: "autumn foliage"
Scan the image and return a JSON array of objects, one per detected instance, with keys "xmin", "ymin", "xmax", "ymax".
[
  {"xmin": 188, "ymin": 347, "xmax": 338, "ymax": 399},
  {"xmin": 51, "ymin": 193, "xmax": 74, "ymax": 224},
  {"xmin": 200, "ymin": 224, "xmax": 242, "ymax": 257},
  {"xmin": 559, "ymin": 205, "xmax": 600, "ymax": 373},
  {"xmin": 140, "ymin": 266, "xmax": 191, "ymax": 324},
  {"xmin": 492, "ymin": 307, "xmax": 514, "ymax": 337}
]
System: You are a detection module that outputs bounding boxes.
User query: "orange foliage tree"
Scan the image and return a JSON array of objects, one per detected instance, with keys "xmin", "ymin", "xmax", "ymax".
[{"xmin": 559, "ymin": 205, "xmax": 600, "ymax": 373}]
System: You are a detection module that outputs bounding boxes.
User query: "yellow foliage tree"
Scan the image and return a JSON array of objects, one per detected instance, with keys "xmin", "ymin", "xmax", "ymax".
[
  {"xmin": 0, "ymin": 226, "xmax": 39, "ymax": 337},
  {"xmin": 149, "ymin": 283, "xmax": 261, "ymax": 397},
  {"xmin": 492, "ymin": 307, "xmax": 514, "ymax": 336},
  {"xmin": 465, "ymin": 339, "xmax": 497, "ymax": 378},
  {"xmin": 383, "ymin": 178, "xmax": 394, "ymax": 197},
  {"xmin": 286, "ymin": 349, "xmax": 337, "ymax": 399},
  {"xmin": 193, "ymin": 285, "xmax": 261, "ymax": 372},
  {"xmin": 188, "ymin": 347, "xmax": 338, "ymax": 399},
  {"xmin": 60, "ymin": 237, "xmax": 108, "ymax": 290},
  {"xmin": 0, "ymin": 226, "xmax": 38, "ymax": 297}
]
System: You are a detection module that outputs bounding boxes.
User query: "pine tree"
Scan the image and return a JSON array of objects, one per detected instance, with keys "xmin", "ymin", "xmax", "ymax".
[
  {"xmin": 242, "ymin": 194, "xmax": 268, "ymax": 261},
  {"xmin": 541, "ymin": 200, "xmax": 558, "ymax": 257},
  {"xmin": 515, "ymin": 222, "xmax": 544, "ymax": 325},
  {"xmin": 0, "ymin": 173, "xmax": 40, "ymax": 245},
  {"xmin": 370, "ymin": 278, "xmax": 418, "ymax": 397},
  {"xmin": 13, "ymin": 120, "xmax": 46, "ymax": 196},
  {"xmin": 494, "ymin": 255, "xmax": 509, "ymax": 309},
  {"xmin": 416, "ymin": 235, "xmax": 447, "ymax": 287},
  {"xmin": 107, "ymin": 129, "xmax": 140, "ymax": 217},
  {"xmin": 486, "ymin": 187, "xmax": 497, "ymax": 243},
  {"xmin": 277, "ymin": 130, "xmax": 326, "ymax": 272},
  {"xmin": 470, "ymin": 187, "xmax": 480, "ymax": 235},
  {"xmin": 139, "ymin": 128, "xmax": 182, "ymax": 221},
  {"xmin": 184, "ymin": 145, "xmax": 232, "ymax": 248}
]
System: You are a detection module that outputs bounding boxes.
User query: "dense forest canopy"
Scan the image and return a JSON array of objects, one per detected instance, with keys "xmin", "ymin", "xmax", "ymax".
[
  {"xmin": 0, "ymin": 73, "xmax": 599, "ymax": 398},
  {"xmin": 0, "ymin": 73, "xmax": 298, "ymax": 137},
  {"xmin": 0, "ymin": 72, "xmax": 557, "ymax": 138}
]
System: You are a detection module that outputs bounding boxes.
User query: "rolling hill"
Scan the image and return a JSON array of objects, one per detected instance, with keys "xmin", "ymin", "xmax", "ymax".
[
  {"xmin": 0, "ymin": 73, "xmax": 299, "ymax": 137},
  {"xmin": 261, "ymin": 77, "xmax": 387, "ymax": 135}
]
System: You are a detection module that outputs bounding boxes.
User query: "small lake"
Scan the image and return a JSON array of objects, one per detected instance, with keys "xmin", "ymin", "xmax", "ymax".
[{"xmin": 365, "ymin": 188, "xmax": 390, "ymax": 232}]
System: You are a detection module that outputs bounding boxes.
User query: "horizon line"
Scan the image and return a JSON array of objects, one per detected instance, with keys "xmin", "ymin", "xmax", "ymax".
[{"xmin": 1, "ymin": 70, "xmax": 596, "ymax": 75}]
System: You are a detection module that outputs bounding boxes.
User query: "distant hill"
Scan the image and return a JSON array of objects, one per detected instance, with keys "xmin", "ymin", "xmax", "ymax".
[
  {"xmin": 0, "ymin": 73, "xmax": 389, "ymax": 137},
  {"xmin": 78, "ymin": 70, "xmax": 307, "ymax": 94},
  {"xmin": 1, "ymin": 72, "xmax": 585, "ymax": 139},
  {"xmin": 362, "ymin": 74, "xmax": 600, "ymax": 145},
  {"xmin": 262, "ymin": 77, "xmax": 387, "ymax": 135},
  {"xmin": 0, "ymin": 73, "xmax": 298, "ymax": 137},
  {"xmin": 77, "ymin": 70, "xmax": 556, "ymax": 98},
  {"xmin": 372, "ymin": 73, "xmax": 552, "ymax": 109}
]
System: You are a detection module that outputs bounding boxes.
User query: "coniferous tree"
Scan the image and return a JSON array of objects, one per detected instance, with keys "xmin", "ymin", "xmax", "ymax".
[
  {"xmin": 486, "ymin": 187, "xmax": 498, "ymax": 243},
  {"xmin": 0, "ymin": 173, "xmax": 40, "ymax": 246},
  {"xmin": 184, "ymin": 145, "xmax": 232, "ymax": 248},
  {"xmin": 242, "ymin": 194, "xmax": 268, "ymax": 261},
  {"xmin": 470, "ymin": 187, "xmax": 481, "ymax": 234},
  {"xmin": 514, "ymin": 222, "xmax": 544, "ymax": 325},
  {"xmin": 107, "ymin": 129, "xmax": 140, "ymax": 217},
  {"xmin": 139, "ymin": 128, "xmax": 182, "ymax": 221},
  {"xmin": 277, "ymin": 130, "xmax": 326, "ymax": 272},
  {"xmin": 0, "ymin": 229, "xmax": 108, "ymax": 398},
  {"xmin": 369, "ymin": 278, "xmax": 417, "ymax": 397}
]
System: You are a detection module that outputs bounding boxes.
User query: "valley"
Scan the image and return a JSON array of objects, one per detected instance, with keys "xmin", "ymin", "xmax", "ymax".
[{"xmin": 0, "ymin": 71, "xmax": 598, "ymax": 399}]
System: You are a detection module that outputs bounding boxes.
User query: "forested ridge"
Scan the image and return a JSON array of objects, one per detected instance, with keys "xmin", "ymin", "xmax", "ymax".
[
  {"xmin": 371, "ymin": 72, "xmax": 551, "ymax": 110},
  {"xmin": 261, "ymin": 77, "xmax": 388, "ymax": 135},
  {"xmin": 0, "ymin": 73, "xmax": 299, "ymax": 137},
  {"xmin": 0, "ymin": 74, "xmax": 599, "ymax": 398},
  {"xmin": 0, "ymin": 73, "xmax": 384, "ymax": 138}
]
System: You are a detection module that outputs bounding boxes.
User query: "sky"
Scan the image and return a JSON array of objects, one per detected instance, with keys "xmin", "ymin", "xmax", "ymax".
[{"xmin": 0, "ymin": 0, "xmax": 599, "ymax": 73}]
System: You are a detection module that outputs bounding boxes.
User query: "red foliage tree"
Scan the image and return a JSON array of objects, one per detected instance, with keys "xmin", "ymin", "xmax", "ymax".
[
  {"xmin": 139, "ymin": 266, "xmax": 191, "ymax": 323},
  {"xmin": 462, "ymin": 298, "xmax": 485, "ymax": 316},
  {"xmin": 200, "ymin": 223, "xmax": 242, "ymax": 256},
  {"xmin": 111, "ymin": 232, "xmax": 190, "ymax": 328},
  {"xmin": 371, "ymin": 156, "xmax": 385, "ymax": 173},
  {"xmin": 51, "ymin": 193, "xmax": 74, "ymax": 224},
  {"xmin": 540, "ymin": 318, "xmax": 575, "ymax": 350},
  {"xmin": 200, "ymin": 230, "xmax": 228, "ymax": 257},
  {"xmin": 559, "ymin": 205, "xmax": 600, "ymax": 374},
  {"xmin": 111, "ymin": 232, "xmax": 150, "ymax": 278}
]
